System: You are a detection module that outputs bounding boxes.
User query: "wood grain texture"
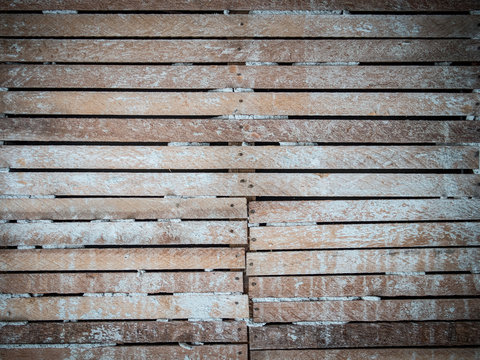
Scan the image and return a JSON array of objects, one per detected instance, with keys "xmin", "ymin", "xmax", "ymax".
[
  {"xmin": 0, "ymin": 272, "xmax": 244, "ymax": 294},
  {"xmin": 0, "ymin": 320, "xmax": 247, "ymax": 344},
  {"xmin": 1, "ymin": 14, "xmax": 478, "ymax": 38},
  {"xmin": 2, "ymin": 145, "xmax": 476, "ymax": 170},
  {"xmin": 2, "ymin": 118, "xmax": 479, "ymax": 144},
  {"xmin": 249, "ymin": 322, "xmax": 480, "ymax": 349},
  {"xmin": 2, "ymin": 92, "xmax": 478, "ymax": 116},
  {"xmin": 0, "ymin": 221, "xmax": 247, "ymax": 246},
  {"xmin": 0, "ymin": 198, "xmax": 247, "ymax": 220},
  {"xmin": 250, "ymin": 348, "xmax": 480, "ymax": 360},
  {"xmin": 248, "ymin": 274, "xmax": 480, "ymax": 298},
  {"xmin": 249, "ymin": 198, "xmax": 480, "ymax": 223},
  {"xmin": 250, "ymin": 222, "xmax": 480, "ymax": 250},
  {"xmin": 1, "ymin": 173, "xmax": 478, "ymax": 197},
  {"xmin": 246, "ymin": 248, "xmax": 480, "ymax": 275},
  {"xmin": 0, "ymin": 345, "xmax": 248, "ymax": 360},
  {"xmin": 0, "ymin": 248, "xmax": 245, "ymax": 271},
  {"xmin": 1, "ymin": 39, "xmax": 478, "ymax": 63},
  {"xmin": 252, "ymin": 299, "xmax": 480, "ymax": 322}
]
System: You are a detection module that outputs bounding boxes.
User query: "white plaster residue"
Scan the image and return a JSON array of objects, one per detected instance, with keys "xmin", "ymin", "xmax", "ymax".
[
  {"xmin": 249, "ymin": 10, "xmax": 343, "ymax": 14},
  {"xmin": 362, "ymin": 296, "xmax": 381, "ymax": 301},
  {"xmin": 179, "ymin": 343, "xmax": 193, "ymax": 350},
  {"xmin": 386, "ymin": 272, "xmax": 426, "ymax": 275},
  {"xmin": 252, "ymin": 296, "xmax": 359, "ymax": 302},
  {"xmin": 42, "ymin": 10, "xmax": 78, "ymax": 13},
  {"xmin": 245, "ymin": 319, "xmax": 265, "ymax": 327},
  {"xmin": 0, "ymin": 88, "xmax": 8, "ymax": 92},
  {"xmin": 17, "ymin": 245, "xmax": 35, "ymax": 249},
  {"xmin": 246, "ymin": 62, "xmax": 278, "ymax": 66},
  {"xmin": 293, "ymin": 321, "xmax": 348, "ymax": 325}
]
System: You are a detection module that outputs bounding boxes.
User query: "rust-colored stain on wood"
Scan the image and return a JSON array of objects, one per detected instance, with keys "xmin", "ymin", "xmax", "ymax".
[{"xmin": 0, "ymin": 1, "xmax": 479, "ymax": 359}]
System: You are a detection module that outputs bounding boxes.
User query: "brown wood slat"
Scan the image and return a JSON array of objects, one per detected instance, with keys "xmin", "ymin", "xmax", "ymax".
[
  {"xmin": 0, "ymin": 198, "xmax": 247, "ymax": 220},
  {"xmin": 0, "ymin": 221, "xmax": 247, "ymax": 246},
  {"xmin": 2, "ymin": 65, "xmax": 479, "ymax": 89},
  {"xmin": 252, "ymin": 299, "xmax": 480, "ymax": 322},
  {"xmin": 0, "ymin": 320, "xmax": 247, "ymax": 344},
  {"xmin": 0, "ymin": 345, "xmax": 248, "ymax": 360},
  {"xmin": 1, "ymin": 40, "xmax": 477, "ymax": 63},
  {"xmin": 249, "ymin": 322, "xmax": 480, "ymax": 349},
  {"xmin": 1, "ymin": 173, "xmax": 478, "ymax": 197},
  {"xmin": 0, "ymin": 248, "xmax": 245, "ymax": 271},
  {"xmin": 2, "ymin": 92, "xmax": 478, "ymax": 116},
  {"xmin": 250, "ymin": 222, "xmax": 480, "ymax": 250},
  {"xmin": 246, "ymin": 248, "xmax": 479, "ymax": 275},
  {"xmin": 2, "ymin": 119, "xmax": 478, "ymax": 144},
  {"xmin": 1, "ymin": 14, "xmax": 477, "ymax": 38},
  {"xmin": 0, "ymin": 272, "xmax": 244, "ymax": 294},
  {"xmin": 249, "ymin": 199, "xmax": 480, "ymax": 223},
  {"xmin": 1, "ymin": 145, "xmax": 476, "ymax": 170}
]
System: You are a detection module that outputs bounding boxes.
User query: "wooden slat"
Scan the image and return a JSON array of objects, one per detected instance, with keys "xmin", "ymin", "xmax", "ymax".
[
  {"xmin": 246, "ymin": 248, "xmax": 479, "ymax": 275},
  {"xmin": 0, "ymin": 294, "xmax": 249, "ymax": 320},
  {"xmin": 1, "ymin": 14, "xmax": 477, "ymax": 38},
  {"xmin": 250, "ymin": 222, "xmax": 480, "ymax": 250},
  {"xmin": 0, "ymin": 248, "xmax": 245, "ymax": 271},
  {"xmin": 0, "ymin": 0, "xmax": 477, "ymax": 11},
  {"xmin": 249, "ymin": 274, "xmax": 480, "ymax": 298},
  {"xmin": 1, "ymin": 92, "xmax": 478, "ymax": 116},
  {"xmin": 249, "ymin": 198, "xmax": 480, "ymax": 223},
  {"xmin": 1, "ymin": 173, "xmax": 478, "ymax": 197},
  {"xmin": 252, "ymin": 299, "xmax": 480, "ymax": 322},
  {"xmin": 0, "ymin": 198, "xmax": 247, "ymax": 220},
  {"xmin": 251, "ymin": 348, "xmax": 480, "ymax": 360},
  {"xmin": 2, "ymin": 145, "xmax": 476, "ymax": 170},
  {"xmin": 2, "ymin": 118, "xmax": 479, "ymax": 144},
  {"xmin": 0, "ymin": 221, "xmax": 247, "ymax": 246},
  {"xmin": 1, "ymin": 40, "xmax": 477, "ymax": 63},
  {"xmin": 0, "ymin": 345, "xmax": 248, "ymax": 360},
  {"xmin": 249, "ymin": 322, "xmax": 480, "ymax": 349},
  {"xmin": 0, "ymin": 320, "xmax": 247, "ymax": 344},
  {"xmin": 0, "ymin": 272, "xmax": 244, "ymax": 294},
  {"xmin": 2, "ymin": 65, "xmax": 479, "ymax": 89}
]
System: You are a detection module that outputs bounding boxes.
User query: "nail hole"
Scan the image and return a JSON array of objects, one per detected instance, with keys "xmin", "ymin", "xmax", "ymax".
[
  {"xmin": 237, "ymin": 47, "xmax": 241, "ymax": 51},
  {"xmin": 240, "ymin": 179, "xmax": 246, "ymax": 183},
  {"xmin": 239, "ymin": 99, "xmax": 243, "ymax": 103},
  {"xmin": 235, "ymin": 301, "xmax": 239, "ymax": 305},
  {"xmin": 238, "ymin": 351, "xmax": 243, "ymax": 355},
  {"xmin": 249, "ymin": 262, "xmax": 253, "ymax": 266},
  {"xmin": 252, "ymin": 282, "xmax": 257, "ymax": 286},
  {"xmin": 254, "ymin": 307, "xmax": 259, "ymax": 311},
  {"xmin": 251, "ymin": 238, "xmax": 256, "ymax": 242},
  {"xmin": 240, "ymin": 22, "xmax": 244, "ymax": 25},
  {"xmin": 476, "ymin": 102, "xmax": 480, "ymax": 106},
  {"xmin": 238, "ymin": 327, "xmax": 242, "ymax": 332},
  {"xmin": 235, "ymin": 277, "xmax": 240, "ymax": 280},
  {"xmin": 250, "ymin": 209, "xmax": 256, "ymax": 213},
  {"xmin": 230, "ymin": 203, "xmax": 235, "ymax": 207},
  {"xmin": 239, "ymin": 125, "xmax": 243, "ymax": 129},
  {"xmin": 248, "ymin": 184, "xmax": 254, "ymax": 188},
  {"xmin": 230, "ymin": 229, "xmax": 234, "ymax": 233},
  {"xmin": 237, "ymin": 73, "xmax": 242, "ymax": 76},
  {"xmin": 239, "ymin": 152, "xmax": 243, "ymax": 156}
]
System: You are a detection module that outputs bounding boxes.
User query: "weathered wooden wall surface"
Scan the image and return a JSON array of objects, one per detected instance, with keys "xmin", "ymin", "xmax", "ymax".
[{"xmin": 0, "ymin": 1, "xmax": 479, "ymax": 359}]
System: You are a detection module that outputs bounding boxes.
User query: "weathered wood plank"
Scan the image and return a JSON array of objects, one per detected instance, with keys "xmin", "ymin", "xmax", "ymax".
[
  {"xmin": 249, "ymin": 322, "xmax": 480, "ymax": 349},
  {"xmin": 2, "ymin": 118, "xmax": 478, "ymax": 143},
  {"xmin": 0, "ymin": 345, "xmax": 247, "ymax": 360},
  {"xmin": 0, "ymin": 272, "xmax": 244, "ymax": 294},
  {"xmin": 250, "ymin": 222, "xmax": 480, "ymax": 250},
  {"xmin": 253, "ymin": 299, "xmax": 480, "ymax": 322},
  {"xmin": 1, "ymin": 15, "xmax": 477, "ymax": 38},
  {"xmin": 0, "ymin": 320, "xmax": 247, "ymax": 344},
  {"xmin": 2, "ymin": 65, "xmax": 479, "ymax": 89},
  {"xmin": 249, "ymin": 198, "xmax": 480, "ymax": 223},
  {"xmin": 0, "ymin": 248, "xmax": 245, "ymax": 271},
  {"xmin": 0, "ymin": 221, "xmax": 247, "ymax": 246},
  {"xmin": 1, "ymin": 173, "xmax": 478, "ymax": 197},
  {"xmin": 1, "ymin": 40, "xmax": 477, "ymax": 63},
  {"xmin": 0, "ymin": 294, "xmax": 249, "ymax": 320},
  {"xmin": 2, "ymin": 92, "xmax": 477, "ymax": 116},
  {"xmin": 246, "ymin": 248, "xmax": 479, "ymax": 275},
  {"xmin": 249, "ymin": 274, "xmax": 480, "ymax": 298},
  {"xmin": 0, "ymin": 198, "xmax": 247, "ymax": 220},
  {"xmin": 2, "ymin": 145, "xmax": 476, "ymax": 170},
  {"xmin": 251, "ymin": 348, "xmax": 480, "ymax": 360}
]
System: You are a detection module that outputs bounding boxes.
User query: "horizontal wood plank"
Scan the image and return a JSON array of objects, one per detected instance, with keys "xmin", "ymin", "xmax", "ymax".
[
  {"xmin": 2, "ymin": 145, "xmax": 476, "ymax": 170},
  {"xmin": 249, "ymin": 274, "xmax": 480, "ymax": 298},
  {"xmin": 2, "ymin": 118, "xmax": 478, "ymax": 144},
  {"xmin": 0, "ymin": 221, "xmax": 247, "ymax": 246},
  {"xmin": 249, "ymin": 321, "xmax": 480, "ymax": 349},
  {"xmin": 0, "ymin": 271, "xmax": 244, "ymax": 294},
  {"xmin": 1, "ymin": 15, "xmax": 477, "ymax": 38},
  {"xmin": 249, "ymin": 198, "xmax": 480, "ymax": 223},
  {"xmin": 0, "ymin": 294, "xmax": 249, "ymax": 320},
  {"xmin": 0, "ymin": 248, "xmax": 245, "ymax": 271},
  {"xmin": 0, "ymin": 198, "xmax": 247, "ymax": 220},
  {"xmin": 1, "ymin": 39, "xmax": 478, "ymax": 63},
  {"xmin": 246, "ymin": 248, "xmax": 480, "ymax": 275},
  {"xmin": 253, "ymin": 299, "xmax": 480, "ymax": 322},
  {"xmin": 1, "ymin": 173, "xmax": 478, "ymax": 197},
  {"xmin": 250, "ymin": 222, "xmax": 480, "ymax": 250},
  {"xmin": 0, "ymin": 320, "xmax": 247, "ymax": 344},
  {"xmin": 2, "ymin": 92, "xmax": 478, "ymax": 116}
]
